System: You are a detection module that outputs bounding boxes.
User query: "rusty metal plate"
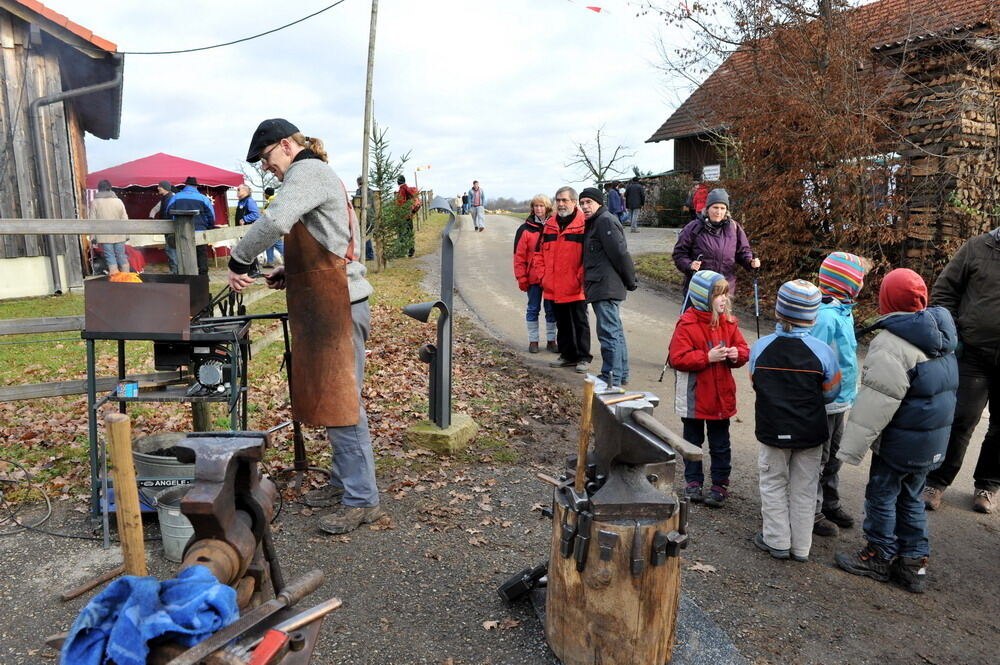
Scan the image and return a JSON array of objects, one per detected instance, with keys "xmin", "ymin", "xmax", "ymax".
[{"xmin": 85, "ymin": 279, "xmax": 191, "ymax": 338}]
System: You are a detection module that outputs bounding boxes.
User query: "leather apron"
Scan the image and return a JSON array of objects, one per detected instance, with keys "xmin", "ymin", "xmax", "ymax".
[{"xmin": 284, "ymin": 221, "xmax": 359, "ymax": 427}]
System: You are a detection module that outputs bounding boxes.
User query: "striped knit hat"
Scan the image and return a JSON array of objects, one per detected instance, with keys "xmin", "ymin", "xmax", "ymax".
[
  {"xmin": 687, "ymin": 270, "xmax": 726, "ymax": 312},
  {"xmin": 819, "ymin": 252, "xmax": 865, "ymax": 303},
  {"xmin": 775, "ymin": 280, "xmax": 822, "ymax": 326}
]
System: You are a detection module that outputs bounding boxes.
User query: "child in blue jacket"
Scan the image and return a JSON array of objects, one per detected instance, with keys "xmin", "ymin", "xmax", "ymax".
[
  {"xmin": 834, "ymin": 269, "xmax": 958, "ymax": 593},
  {"xmin": 809, "ymin": 252, "xmax": 866, "ymax": 537}
]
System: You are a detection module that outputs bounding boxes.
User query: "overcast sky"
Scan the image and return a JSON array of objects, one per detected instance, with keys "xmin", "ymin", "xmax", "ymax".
[{"xmin": 46, "ymin": 0, "xmax": 690, "ymax": 201}]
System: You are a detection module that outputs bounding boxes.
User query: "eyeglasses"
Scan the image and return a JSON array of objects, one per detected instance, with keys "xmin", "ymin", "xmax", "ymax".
[{"xmin": 259, "ymin": 143, "xmax": 279, "ymax": 166}]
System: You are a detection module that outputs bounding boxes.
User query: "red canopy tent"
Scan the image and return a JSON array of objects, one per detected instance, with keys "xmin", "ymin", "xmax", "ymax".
[{"xmin": 87, "ymin": 153, "xmax": 245, "ymax": 267}]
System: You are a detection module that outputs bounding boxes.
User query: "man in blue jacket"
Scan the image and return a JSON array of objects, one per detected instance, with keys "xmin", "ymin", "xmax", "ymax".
[{"xmin": 167, "ymin": 176, "xmax": 216, "ymax": 275}]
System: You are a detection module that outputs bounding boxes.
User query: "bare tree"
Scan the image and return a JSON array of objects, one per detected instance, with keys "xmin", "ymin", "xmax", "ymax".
[
  {"xmin": 566, "ymin": 127, "xmax": 635, "ymax": 187},
  {"xmin": 238, "ymin": 161, "xmax": 279, "ymax": 196}
]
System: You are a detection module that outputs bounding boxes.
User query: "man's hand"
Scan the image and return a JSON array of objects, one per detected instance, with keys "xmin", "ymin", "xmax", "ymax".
[
  {"xmin": 264, "ymin": 266, "xmax": 287, "ymax": 290},
  {"xmin": 751, "ymin": 257, "xmax": 761, "ymax": 269},
  {"xmin": 690, "ymin": 260, "xmax": 702, "ymax": 272},
  {"xmin": 228, "ymin": 270, "xmax": 256, "ymax": 293}
]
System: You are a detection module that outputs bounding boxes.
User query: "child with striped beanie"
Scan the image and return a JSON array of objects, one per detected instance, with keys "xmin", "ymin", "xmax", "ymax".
[
  {"xmin": 749, "ymin": 279, "xmax": 841, "ymax": 562},
  {"xmin": 810, "ymin": 252, "xmax": 867, "ymax": 538},
  {"xmin": 668, "ymin": 270, "xmax": 750, "ymax": 507}
]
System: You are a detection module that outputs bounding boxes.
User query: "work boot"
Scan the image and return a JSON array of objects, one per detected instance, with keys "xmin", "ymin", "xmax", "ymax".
[
  {"xmin": 685, "ymin": 481, "xmax": 704, "ymax": 504},
  {"xmin": 890, "ymin": 556, "xmax": 928, "ymax": 593},
  {"xmin": 549, "ymin": 358, "xmax": 575, "ymax": 368},
  {"xmin": 318, "ymin": 505, "xmax": 386, "ymax": 535},
  {"xmin": 528, "ymin": 341, "xmax": 539, "ymax": 354},
  {"xmin": 973, "ymin": 488, "xmax": 995, "ymax": 514},
  {"xmin": 703, "ymin": 485, "xmax": 728, "ymax": 508},
  {"xmin": 813, "ymin": 515, "xmax": 839, "ymax": 537},
  {"xmin": 823, "ymin": 506, "xmax": 855, "ymax": 529},
  {"xmin": 301, "ymin": 484, "xmax": 344, "ymax": 508},
  {"xmin": 923, "ymin": 485, "xmax": 944, "ymax": 510},
  {"xmin": 546, "ymin": 340, "xmax": 559, "ymax": 353},
  {"xmin": 753, "ymin": 532, "xmax": 790, "ymax": 560},
  {"xmin": 834, "ymin": 543, "xmax": 891, "ymax": 583}
]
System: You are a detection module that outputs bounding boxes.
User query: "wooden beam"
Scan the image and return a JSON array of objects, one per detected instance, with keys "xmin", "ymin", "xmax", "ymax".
[
  {"xmin": 0, "ymin": 219, "xmax": 175, "ymax": 234},
  {"xmin": 0, "ymin": 315, "xmax": 83, "ymax": 335},
  {"xmin": 197, "ymin": 225, "xmax": 250, "ymax": 244},
  {"xmin": 0, "ymin": 371, "xmax": 182, "ymax": 401}
]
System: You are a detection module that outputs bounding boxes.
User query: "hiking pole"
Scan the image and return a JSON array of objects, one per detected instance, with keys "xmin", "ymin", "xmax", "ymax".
[{"xmin": 752, "ymin": 258, "xmax": 761, "ymax": 338}]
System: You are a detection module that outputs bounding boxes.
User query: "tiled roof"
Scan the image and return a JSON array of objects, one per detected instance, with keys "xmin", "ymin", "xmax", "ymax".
[
  {"xmin": 3, "ymin": 0, "xmax": 117, "ymax": 52},
  {"xmin": 647, "ymin": 0, "xmax": 996, "ymax": 142}
]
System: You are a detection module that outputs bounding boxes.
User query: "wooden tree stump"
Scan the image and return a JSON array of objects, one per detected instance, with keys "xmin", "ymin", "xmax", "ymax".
[{"xmin": 545, "ymin": 493, "xmax": 682, "ymax": 665}]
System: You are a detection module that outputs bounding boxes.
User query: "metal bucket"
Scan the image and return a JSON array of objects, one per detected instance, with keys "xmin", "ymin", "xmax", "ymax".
[
  {"xmin": 132, "ymin": 433, "xmax": 195, "ymax": 506},
  {"xmin": 154, "ymin": 485, "xmax": 194, "ymax": 563}
]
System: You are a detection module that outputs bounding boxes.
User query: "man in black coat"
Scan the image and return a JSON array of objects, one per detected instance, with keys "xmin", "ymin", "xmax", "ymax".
[
  {"xmin": 624, "ymin": 176, "xmax": 646, "ymax": 233},
  {"xmin": 579, "ymin": 187, "xmax": 637, "ymax": 386}
]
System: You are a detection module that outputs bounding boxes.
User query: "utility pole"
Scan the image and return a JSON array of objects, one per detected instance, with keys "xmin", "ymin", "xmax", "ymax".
[{"xmin": 359, "ymin": 0, "xmax": 379, "ymax": 267}]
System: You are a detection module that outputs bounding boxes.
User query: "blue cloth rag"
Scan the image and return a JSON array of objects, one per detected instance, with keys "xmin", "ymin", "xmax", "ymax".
[{"xmin": 61, "ymin": 564, "xmax": 239, "ymax": 665}]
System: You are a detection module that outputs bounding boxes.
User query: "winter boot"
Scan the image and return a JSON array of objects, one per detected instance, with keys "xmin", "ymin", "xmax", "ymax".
[
  {"xmin": 835, "ymin": 542, "xmax": 892, "ymax": 583},
  {"xmin": 546, "ymin": 340, "xmax": 559, "ymax": 353},
  {"xmin": 813, "ymin": 515, "xmax": 839, "ymax": 537},
  {"xmin": 685, "ymin": 481, "xmax": 704, "ymax": 504},
  {"xmin": 890, "ymin": 556, "xmax": 928, "ymax": 593},
  {"xmin": 528, "ymin": 341, "xmax": 539, "ymax": 353},
  {"xmin": 703, "ymin": 485, "xmax": 729, "ymax": 508}
]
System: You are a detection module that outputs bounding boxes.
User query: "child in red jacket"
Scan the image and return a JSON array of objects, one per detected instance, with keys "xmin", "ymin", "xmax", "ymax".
[
  {"xmin": 513, "ymin": 195, "xmax": 556, "ymax": 353},
  {"xmin": 668, "ymin": 270, "xmax": 750, "ymax": 507}
]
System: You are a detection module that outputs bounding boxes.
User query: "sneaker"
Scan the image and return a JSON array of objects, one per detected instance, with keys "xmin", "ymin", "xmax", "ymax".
[
  {"xmin": 813, "ymin": 516, "xmax": 839, "ymax": 538},
  {"xmin": 548, "ymin": 358, "xmax": 575, "ymax": 368},
  {"xmin": 790, "ymin": 553, "xmax": 809, "ymax": 563},
  {"xmin": 834, "ymin": 543, "xmax": 891, "ymax": 582},
  {"xmin": 318, "ymin": 505, "xmax": 386, "ymax": 535},
  {"xmin": 685, "ymin": 481, "xmax": 704, "ymax": 504},
  {"xmin": 546, "ymin": 341, "xmax": 559, "ymax": 353},
  {"xmin": 923, "ymin": 485, "xmax": 944, "ymax": 511},
  {"xmin": 575, "ymin": 362, "xmax": 590, "ymax": 374},
  {"xmin": 753, "ymin": 532, "xmax": 790, "ymax": 560},
  {"xmin": 823, "ymin": 507, "xmax": 855, "ymax": 529},
  {"xmin": 528, "ymin": 341, "xmax": 539, "ymax": 354},
  {"xmin": 890, "ymin": 556, "xmax": 928, "ymax": 593},
  {"xmin": 973, "ymin": 488, "xmax": 995, "ymax": 514},
  {"xmin": 302, "ymin": 484, "xmax": 345, "ymax": 508},
  {"xmin": 703, "ymin": 485, "xmax": 728, "ymax": 508}
]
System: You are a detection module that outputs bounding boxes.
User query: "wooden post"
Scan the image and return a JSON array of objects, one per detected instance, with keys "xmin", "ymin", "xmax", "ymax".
[
  {"xmin": 173, "ymin": 210, "xmax": 198, "ymax": 277},
  {"xmin": 104, "ymin": 413, "xmax": 147, "ymax": 577},
  {"xmin": 359, "ymin": 0, "xmax": 379, "ymax": 269}
]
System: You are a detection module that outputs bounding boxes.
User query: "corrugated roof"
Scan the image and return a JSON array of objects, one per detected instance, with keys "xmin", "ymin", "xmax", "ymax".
[
  {"xmin": 647, "ymin": 0, "xmax": 997, "ymax": 143},
  {"xmin": 2, "ymin": 0, "xmax": 117, "ymax": 52}
]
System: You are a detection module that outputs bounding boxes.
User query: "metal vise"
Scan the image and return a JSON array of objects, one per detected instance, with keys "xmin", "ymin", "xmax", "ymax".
[
  {"xmin": 173, "ymin": 432, "xmax": 279, "ymax": 606},
  {"xmin": 589, "ymin": 392, "xmax": 679, "ymax": 521}
]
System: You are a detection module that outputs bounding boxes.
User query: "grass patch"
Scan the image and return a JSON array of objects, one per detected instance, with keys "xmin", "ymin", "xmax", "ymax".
[{"xmin": 634, "ymin": 253, "xmax": 684, "ymax": 288}]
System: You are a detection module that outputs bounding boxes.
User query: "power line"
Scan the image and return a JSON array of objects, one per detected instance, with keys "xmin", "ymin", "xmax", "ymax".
[{"xmin": 113, "ymin": 0, "xmax": 350, "ymax": 56}]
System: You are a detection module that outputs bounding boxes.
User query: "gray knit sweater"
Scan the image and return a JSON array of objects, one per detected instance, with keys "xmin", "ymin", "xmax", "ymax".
[{"xmin": 230, "ymin": 156, "xmax": 373, "ymax": 303}]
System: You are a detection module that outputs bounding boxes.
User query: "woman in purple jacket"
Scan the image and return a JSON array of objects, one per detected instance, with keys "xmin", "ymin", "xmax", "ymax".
[{"xmin": 672, "ymin": 188, "xmax": 759, "ymax": 296}]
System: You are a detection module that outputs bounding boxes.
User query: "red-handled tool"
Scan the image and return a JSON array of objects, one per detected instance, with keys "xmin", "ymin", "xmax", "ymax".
[{"xmin": 247, "ymin": 597, "xmax": 342, "ymax": 665}]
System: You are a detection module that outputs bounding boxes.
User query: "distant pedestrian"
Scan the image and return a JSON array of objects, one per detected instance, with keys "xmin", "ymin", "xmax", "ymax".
[
  {"xmin": 605, "ymin": 182, "xmax": 625, "ymax": 221},
  {"xmin": 167, "ymin": 176, "xmax": 216, "ymax": 275},
  {"xmin": 672, "ymin": 188, "xmax": 759, "ymax": 296},
  {"xmin": 89, "ymin": 179, "xmax": 130, "ymax": 275},
  {"xmin": 683, "ymin": 174, "xmax": 710, "ymax": 221},
  {"xmin": 262, "ymin": 186, "xmax": 285, "ymax": 266},
  {"xmin": 395, "ymin": 175, "xmax": 420, "ymax": 257},
  {"xmin": 235, "ymin": 184, "xmax": 260, "ymax": 226},
  {"xmin": 835, "ymin": 269, "xmax": 958, "ymax": 593},
  {"xmin": 468, "ymin": 180, "xmax": 486, "ymax": 232},
  {"xmin": 148, "ymin": 180, "xmax": 177, "ymax": 273},
  {"xmin": 543, "ymin": 186, "xmax": 592, "ymax": 373},
  {"xmin": 579, "ymin": 186, "xmax": 637, "ymax": 386},
  {"xmin": 749, "ymin": 280, "xmax": 840, "ymax": 562},
  {"xmin": 923, "ymin": 227, "xmax": 1000, "ymax": 514},
  {"xmin": 809, "ymin": 252, "xmax": 867, "ymax": 538},
  {"xmin": 668, "ymin": 270, "xmax": 749, "ymax": 508},
  {"xmin": 462, "ymin": 192, "xmax": 469, "ymax": 214},
  {"xmin": 624, "ymin": 176, "xmax": 645, "ymax": 233},
  {"xmin": 513, "ymin": 194, "xmax": 557, "ymax": 354}
]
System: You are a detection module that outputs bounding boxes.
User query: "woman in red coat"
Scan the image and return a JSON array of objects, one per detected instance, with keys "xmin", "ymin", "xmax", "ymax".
[
  {"xmin": 513, "ymin": 195, "xmax": 556, "ymax": 353},
  {"xmin": 668, "ymin": 270, "xmax": 749, "ymax": 508}
]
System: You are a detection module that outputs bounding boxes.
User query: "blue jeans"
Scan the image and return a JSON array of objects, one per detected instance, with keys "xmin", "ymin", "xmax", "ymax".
[
  {"xmin": 682, "ymin": 417, "xmax": 732, "ymax": 486},
  {"xmin": 163, "ymin": 245, "xmax": 178, "ymax": 274},
  {"xmin": 591, "ymin": 299, "xmax": 629, "ymax": 384},
  {"xmin": 863, "ymin": 454, "xmax": 930, "ymax": 558},
  {"xmin": 265, "ymin": 239, "xmax": 284, "ymax": 265},
  {"xmin": 326, "ymin": 300, "xmax": 379, "ymax": 508},
  {"xmin": 526, "ymin": 284, "xmax": 556, "ymax": 343},
  {"xmin": 101, "ymin": 242, "xmax": 129, "ymax": 273}
]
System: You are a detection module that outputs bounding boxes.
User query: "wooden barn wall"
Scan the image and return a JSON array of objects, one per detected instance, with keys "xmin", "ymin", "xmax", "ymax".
[{"xmin": 0, "ymin": 12, "xmax": 84, "ymax": 286}]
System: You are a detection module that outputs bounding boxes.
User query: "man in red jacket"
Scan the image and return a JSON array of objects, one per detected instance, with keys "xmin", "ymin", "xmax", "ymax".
[{"xmin": 542, "ymin": 186, "xmax": 592, "ymax": 373}]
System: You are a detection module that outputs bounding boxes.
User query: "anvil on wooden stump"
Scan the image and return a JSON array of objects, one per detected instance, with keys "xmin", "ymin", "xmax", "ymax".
[{"xmin": 545, "ymin": 391, "xmax": 691, "ymax": 665}]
